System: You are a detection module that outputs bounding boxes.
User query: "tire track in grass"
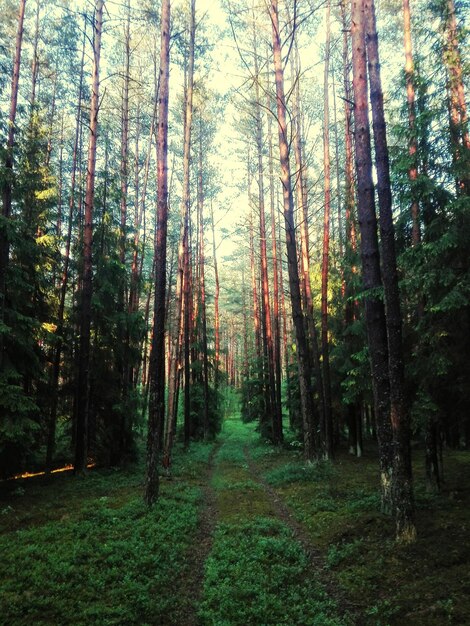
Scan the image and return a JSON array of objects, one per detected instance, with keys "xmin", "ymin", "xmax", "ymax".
[
  {"xmin": 170, "ymin": 440, "xmax": 222, "ymax": 626},
  {"xmin": 243, "ymin": 445, "xmax": 354, "ymax": 622},
  {"xmin": 197, "ymin": 418, "xmax": 349, "ymax": 626}
]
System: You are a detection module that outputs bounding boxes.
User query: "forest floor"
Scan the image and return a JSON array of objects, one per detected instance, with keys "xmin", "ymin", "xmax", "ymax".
[{"xmin": 1, "ymin": 413, "xmax": 469, "ymax": 625}]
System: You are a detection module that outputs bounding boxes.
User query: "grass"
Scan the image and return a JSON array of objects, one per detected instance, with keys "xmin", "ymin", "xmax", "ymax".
[
  {"xmin": 1, "ymin": 414, "xmax": 469, "ymax": 626},
  {"xmin": 0, "ymin": 444, "xmax": 215, "ymax": 626},
  {"xmin": 198, "ymin": 517, "xmax": 345, "ymax": 626}
]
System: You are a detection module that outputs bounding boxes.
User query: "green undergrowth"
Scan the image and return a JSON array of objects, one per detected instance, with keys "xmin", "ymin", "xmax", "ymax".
[
  {"xmin": 198, "ymin": 517, "xmax": 346, "ymax": 626},
  {"xmin": 0, "ymin": 442, "xmax": 216, "ymax": 626},
  {"xmin": 257, "ymin": 441, "xmax": 470, "ymax": 625}
]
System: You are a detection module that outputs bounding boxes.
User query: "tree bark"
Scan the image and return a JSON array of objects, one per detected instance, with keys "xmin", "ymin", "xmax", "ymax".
[
  {"xmin": 402, "ymin": 0, "xmax": 420, "ymax": 243},
  {"xmin": 365, "ymin": 0, "xmax": 416, "ymax": 541},
  {"xmin": 350, "ymin": 0, "xmax": 393, "ymax": 512},
  {"xmin": 321, "ymin": 0, "xmax": 334, "ymax": 459},
  {"xmin": 253, "ymin": 29, "xmax": 279, "ymax": 443},
  {"xmin": 144, "ymin": 0, "xmax": 170, "ymax": 506},
  {"xmin": 46, "ymin": 20, "xmax": 87, "ymax": 470},
  {"xmin": 75, "ymin": 0, "xmax": 104, "ymax": 473},
  {"xmin": 0, "ymin": 0, "xmax": 26, "ymax": 367},
  {"xmin": 197, "ymin": 122, "xmax": 210, "ymax": 440},
  {"xmin": 269, "ymin": 0, "xmax": 318, "ymax": 460}
]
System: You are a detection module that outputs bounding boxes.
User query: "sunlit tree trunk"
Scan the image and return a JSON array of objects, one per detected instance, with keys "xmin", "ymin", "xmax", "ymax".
[
  {"xmin": 269, "ymin": 0, "xmax": 318, "ymax": 460},
  {"xmin": 321, "ymin": 0, "xmax": 334, "ymax": 459},
  {"xmin": 144, "ymin": 0, "xmax": 170, "ymax": 506},
  {"xmin": 197, "ymin": 123, "xmax": 210, "ymax": 440},
  {"xmin": 210, "ymin": 201, "xmax": 220, "ymax": 387},
  {"xmin": 442, "ymin": 0, "xmax": 470, "ymax": 193},
  {"xmin": 267, "ymin": 82, "xmax": 283, "ymax": 442},
  {"xmin": 253, "ymin": 28, "xmax": 279, "ymax": 443},
  {"xmin": 75, "ymin": 0, "xmax": 104, "ymax": 474},
  {"xmin": 182, "ymin": 0, "xmax": 196, "ymax": 449},
  {"xmin": 290, "ymin": 44, "xmax": 325, "ymax": 443}
]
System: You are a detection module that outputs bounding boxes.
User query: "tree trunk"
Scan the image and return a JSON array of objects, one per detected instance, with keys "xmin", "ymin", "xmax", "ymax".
[
  {"xmin": 350, "ymin": 0, "xmax": 393, "ymax": 512},
  {"xmin": 443, "ymin": 0, "xmax": 470, "ymax": 193},
  {"xmin": 144, "ymin": 0, "xmax": 170, "ymax": 506},
  {"xmin": 269, "ymin": 0, "xmax": 318, "ymax": 460},
  {"xmin": 210, "ymin": 201, "xmax": 220, "ymax": 387},
  {"xmin": 46, "ymin": 20, "xmax": 87, "ymax": 470},
  {"xmin": 365, "ymin": 0, "xmax": 416, "ymax": 542},
  {"xmin": 182, "ymin": 0, "xmax": 196, "ymax": 449},
  {"xmin": 75, "ymin": 0, "xmax": 104, "ymax": 474},
  {"xmin": 321, "ymin": 0, "xmax": 334, "ymax": 459},
  {"xmin": 0, "ymin": 0, "xmax": 26, "ymax": 367},
  {"xmin": 197, "ymin": 123, "xmax": 210, "ymax": 440},
  {"xmin": 253, "ymin": 29, "xmax": 279, "ymax": 443},
  {"xmin": 402, "ymin": 0, "xmax": 420, "ymax": 244},
  {"xmin": 267, "ymin": 82, "xmax": 283, "ymax": 443}
]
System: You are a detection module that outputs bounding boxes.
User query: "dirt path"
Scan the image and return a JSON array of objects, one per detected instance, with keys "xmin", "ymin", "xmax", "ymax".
[{"xmin": 171, "ymin": 441, "xmax": 222, "ymax": 626}]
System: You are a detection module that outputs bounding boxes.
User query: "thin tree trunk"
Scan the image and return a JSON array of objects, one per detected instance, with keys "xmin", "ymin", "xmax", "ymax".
[
  {"xmin": 46, "ymin": 21, "xmax": 87, "ymax": 470},
  {"xmin": 197, "ymin": 123, "xmax": 210, "ymax": 440},
  {"xmin": 403, "ymin": 0, "xmax": 420, "ymax": 243},
  {"xmin": 0, "ymin": 0, "xmax": 26, "ymax": 367},
  {"xmin": 253, "ymin": 28, "xmax": 279, "ymax": 442},
  {"xmin": 75, "ymin": 0, "xmax": 104, "ymax": 474},
  {"xmin": 291, "ymin": 43, "xmax": 325, "ymax": 443},
  {"xmin": 210, "ymin": 200, "xmax": 220, "ymax": 387},
  {"xmin": 267, "ymin": 81, "xmax": 283, "ymax": 442},
  {"xmin": 269, "ymin": 0, "xmax": 318, "ymax": 460},
  {"xmin": 144, "ymin": 0, "xmax": 170, "ymax": 506},
  {"xmin": 321, "ymin": 0, "xmax": 334, "ymax": 459},
  {"xmin": 182, "ymin": 0, "xmax": 196, "ymax": 449},
  {"xmin": 443, "ymin": 0, "xmax": 470, "ymax": 193},
  {"xmin": 365, "ymin": 0, "xmax": 416, "ymax": 542}
]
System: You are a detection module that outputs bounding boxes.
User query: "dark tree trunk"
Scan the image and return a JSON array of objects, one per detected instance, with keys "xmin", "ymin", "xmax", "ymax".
[
  {"xmin": 269, "ymin": 0, "xmax": 318, "ymax": 460},
  {"xmin": 0, "ymin": 0, "xmax": 26, "ymax": 367},
  {"xmin": 75, "ymin": 0, "xmax": 104, "ymax": 473},
  {"xmin": 365, "ymin": 0, "xmax": 416, "ymax": 542},
  {"xmin": 350, "ymin": 0, "xmax": 393, "ymax": 512},
  {"xmin": 144, "ymin": 0, "xmax": 170, "ymax": 506}
]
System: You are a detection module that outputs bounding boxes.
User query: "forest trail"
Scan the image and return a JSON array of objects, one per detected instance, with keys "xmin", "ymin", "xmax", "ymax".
[{"xmin": 193, "ymin": 416, "xmax": 348, "ymax": 625}]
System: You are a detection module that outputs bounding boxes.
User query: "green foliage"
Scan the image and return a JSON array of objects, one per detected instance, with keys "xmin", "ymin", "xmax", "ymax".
[
  {"xmin": 198, "ymin": 517, "xmax": 344, "ymax": 626},
  {"xmin": 0, "ymin": 474, "xmax": 201, "ymax": 625},
  {"xmin": 326, "ymin": 539, "xmax": 364, "ymax": 568},
  {"xmin": 264, "ymin": 461, "xmax": 335, "ymax": 487}
]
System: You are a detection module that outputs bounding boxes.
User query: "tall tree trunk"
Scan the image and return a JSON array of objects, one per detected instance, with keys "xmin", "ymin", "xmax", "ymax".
[
  {"xmin": 365, "ymin": 0, "xmax": 416, "ymax": 542},
  {"xmin": 75, "ymin": 0, "xmax": 104, "ymax": 473},
  {"xmin": 0, "ymin": 0, "xmax": 26, "ymax": 368},
  {"xmin": 144, "ymin": 0, "xmax": 170, "ymax": 506},
  {"xmin": 350, "ymin": 0, "xmax": 393, "ymax": 513},
  {"xmin": 403, "ymin": 0, "xmax": 420, "ymax": 243},
  {"xmin": 210, "ymin": 200, "xmax": 220, "ymax": 387},
  {"xmin": 443, "ymin": 0, "xmax": 470, "ymax": 193},
  {"xmin": 253, "ymin": 28, "xmax": 279, "ymax": 443},
  {"xmin": 197, "ymin": 123, "xmax": 210, "ymax": 440},
  {"xmin": 321, "ymin": 0, "xmax": 334, "ymax": 459},
  {"xmin": 291, "ymin": 44, "xmax": 325, "ymax": 442},
  {"xmin": 182, "ymin": 0, "xmax": 196, "ymax": 449},
  {"xmin": 269, "ymin": 0, "xmax": 318, "ymax": 460},
  {"xmin": 267, "ymin": 83, "xmax": 283, "ymax": 442},
  {"xmin": 46, "ymin": 20, "xmax": 87, "ymax": 470},
  {"xmin": 248, "ymin": 164, "xmax": 262, "ymax": 363}
]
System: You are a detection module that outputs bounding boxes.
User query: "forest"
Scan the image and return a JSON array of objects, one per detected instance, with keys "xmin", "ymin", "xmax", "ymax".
[{"xmin": 0, "ymin": 0, "xmax": 469, "ymax": 624}]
